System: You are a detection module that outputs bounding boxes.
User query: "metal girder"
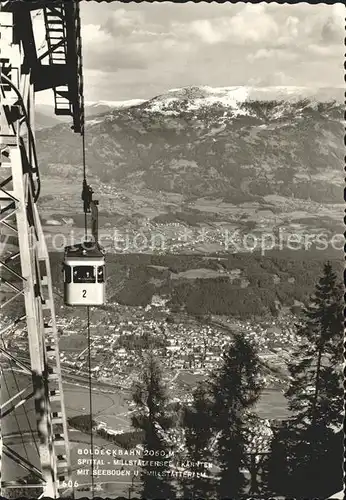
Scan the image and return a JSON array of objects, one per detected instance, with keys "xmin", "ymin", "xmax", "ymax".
[
  {"xmin": 0, "ymin": 289, "xmax": 24, "ymax": 310},
  {"xmin": 0, "ymin": 315, "xmax": 25, "ymax": 336},
  {"xmin": 1, "ymin": 1, "xmax": 84, "ymax": 133},
  {"xmin": 0, "ymin": 9, "xmax": 71, "ymax": 499},
  {"xmin": 42, "ymin": 3, "xmax": 84, "ymax": 132},
  {"xmin": 3, "ymin": 445, "xmax": 43, "ymax": 481},
  {"xmin": 1, "ymin": 389, "xmax": 35, "ymax": 420},
  {"xmin": 0, "ymin": 279, "xmax": 23, "ymax": 294},
  {"xmin": 2, "ymin": 481, "xmax": 44, "ymax": 488},
  {"xmin": 0, "ymin": 259, "xmax": 26, "ymax": 282},
  {"xmin": 0, "ymin": 351, "xmax": 31, "ymax": 376},
  {"xmin": 37, "ymin": 39, "xmax": 65, "ymax": 63},
  {"xmin": 1, "ymin": 382, "xmax": 33, "ymax": 410}
]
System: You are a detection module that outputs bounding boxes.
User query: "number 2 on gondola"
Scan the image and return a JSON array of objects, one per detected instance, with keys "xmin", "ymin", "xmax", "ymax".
[{"xmin": 82, "ymin": 290, "xmax": 86, "ymax": 298}]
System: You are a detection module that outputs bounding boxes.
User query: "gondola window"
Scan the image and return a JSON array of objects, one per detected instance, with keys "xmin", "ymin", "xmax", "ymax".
[
  {"xmin": 97, "ymin": 266, "xmax": 105, "ymax": 283},
  {"xmin": 73, "ymin": 266, "xmax": 96, "ymax": 283}
]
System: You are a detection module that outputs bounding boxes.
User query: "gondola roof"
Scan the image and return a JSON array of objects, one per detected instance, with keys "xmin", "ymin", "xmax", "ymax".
[{"xmin": 64, "ymin": 241, "xmax": 105, "ymax": 258}]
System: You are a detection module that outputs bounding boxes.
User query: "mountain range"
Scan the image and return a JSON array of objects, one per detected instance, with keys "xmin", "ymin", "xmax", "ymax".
[
  {"xmin": 35, "ymin": 99, "xmax": 146, "ymax": 130},
  {"xmin": 35, "ymin": 85, "xmax": 343, "ymax": 128},
  {"xmin": 33, "ymin": 86, "xmax": 343, "ymax": 319},
  {"xmin": 36, "ymin": 85, "xmax": 343, "ymax": 202}
]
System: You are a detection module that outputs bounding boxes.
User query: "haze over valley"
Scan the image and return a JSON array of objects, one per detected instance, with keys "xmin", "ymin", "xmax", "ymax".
[{"xmin": 36, "ymin": 85, "xmax": 343, "ymax": 258}]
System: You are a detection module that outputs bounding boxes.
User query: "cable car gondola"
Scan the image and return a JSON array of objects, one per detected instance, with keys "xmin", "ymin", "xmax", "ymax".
[
  {"xmin": 63, "ymin": 179, "xmax": 106, "ymax": 306},
  {"xmin": 63, "ymin": 241, "xmax": 105, "ymax": 306}
]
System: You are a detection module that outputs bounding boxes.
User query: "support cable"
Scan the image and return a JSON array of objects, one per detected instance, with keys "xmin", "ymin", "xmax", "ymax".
[
  {"xmin": 87, "ymin": 305, "xmax": 94, "ymax": 495},
  {"xmin": 82, "ymin": 132, "xmax": 88, "ymax": 242},
  {"xmin": 81, "ymin": 124, "xmax": 95, "ymax": 497}
]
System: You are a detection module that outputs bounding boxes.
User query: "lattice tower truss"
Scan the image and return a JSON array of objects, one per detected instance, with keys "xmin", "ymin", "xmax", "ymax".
[{"xmin": 0, "ymin": 2, "xmax": 84, "ymax": 497}]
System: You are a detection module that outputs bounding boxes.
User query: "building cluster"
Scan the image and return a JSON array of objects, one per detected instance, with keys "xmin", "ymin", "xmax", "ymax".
[
  {"xmin": 90, "ymin": 221, "xmax": 246, "ymax": 254},
  {"xmin": 0, "ymin": 303, "xmax": 299, "ymax": 395},
  {"xmin": 56, "ymin": 312, "xmax": 228, "ymax": 389},
  {"xmin": 47, "ymin": 301, "xmax": 299, "ymax": 398},
  {"xmin": 0, "ymin": 304, "xmax": 297, "ymax": 469}
]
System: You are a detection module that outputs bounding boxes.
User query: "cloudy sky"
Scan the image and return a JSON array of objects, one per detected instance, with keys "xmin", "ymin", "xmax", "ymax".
[{"xmin": 35, "ymin": 2, "xmax": 345, "ymax": 104}]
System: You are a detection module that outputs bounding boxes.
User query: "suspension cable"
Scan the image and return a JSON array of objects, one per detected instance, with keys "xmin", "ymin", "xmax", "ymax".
[
  {"xmin": 74, "ymin": 6, "xmax": 94, "ymax": 493},
  {"xmin": 81, "ymin": 121, "xmax": 95, "ymax": 497},
  {"xmin": 87, "ymin": 306, "xmax": 94, "ymax": 494},
  {"xmin": 81, "ymin": 131, "xmax": 88, "ymax": 242}
]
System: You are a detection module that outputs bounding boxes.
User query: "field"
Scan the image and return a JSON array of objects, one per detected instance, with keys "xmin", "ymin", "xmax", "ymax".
[
  {"xmin": 63, "ymin": 382, "xmax": 130, "ymax": 431},
  {"xmin": 38, "ymin": 175, "xmax": 344, "ymax": 258}
]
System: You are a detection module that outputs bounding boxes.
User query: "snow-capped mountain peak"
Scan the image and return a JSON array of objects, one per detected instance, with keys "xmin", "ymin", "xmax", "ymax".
[
  {"xmin": 87, "ymin": 99, "xmax": 146, "ymax": 110},
  {"xmin": 145, "ymin": 85, "xmax": 251, "ymax": 116},
  {"xmin": 138, "ymin": 85, "xmax": 343, "ymax": 117}
]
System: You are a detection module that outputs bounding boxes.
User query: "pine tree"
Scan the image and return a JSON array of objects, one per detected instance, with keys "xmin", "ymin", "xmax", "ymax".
[
  {"xmin": 211, "ymin": 334, "xmax": 263, "ymax": 498},
  {"xmin": 264, "ymin": 262, "xmax": 344, "ymax": 498},
  {"xmin": 182, "ymin": 384, "xmax": 215, "ymax": 499},
  {"xmin": 261, "ymin": 419, "xmax": 291, "ymax": 496},
  {"xmin": 285, "ymin": 262, "xmax": 343, "ymax": 428},
  {"xmin": 131, "ymin": 353, "xmax": 176, "ymax": 499}
]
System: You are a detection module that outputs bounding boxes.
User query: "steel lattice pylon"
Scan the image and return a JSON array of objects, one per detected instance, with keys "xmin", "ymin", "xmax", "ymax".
[{"xmin": 0, "ymin": 9, "xmax": 72, "ymax": 499}]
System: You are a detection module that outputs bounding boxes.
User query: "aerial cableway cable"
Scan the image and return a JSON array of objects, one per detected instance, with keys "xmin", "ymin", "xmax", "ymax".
[
  {"xmin": 81, "ymin": 121, "xmax": 95, "ymax": 497},
  {"xmin": 79, "ymin": 21, "xmax": 95, "ymax": 486}
]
